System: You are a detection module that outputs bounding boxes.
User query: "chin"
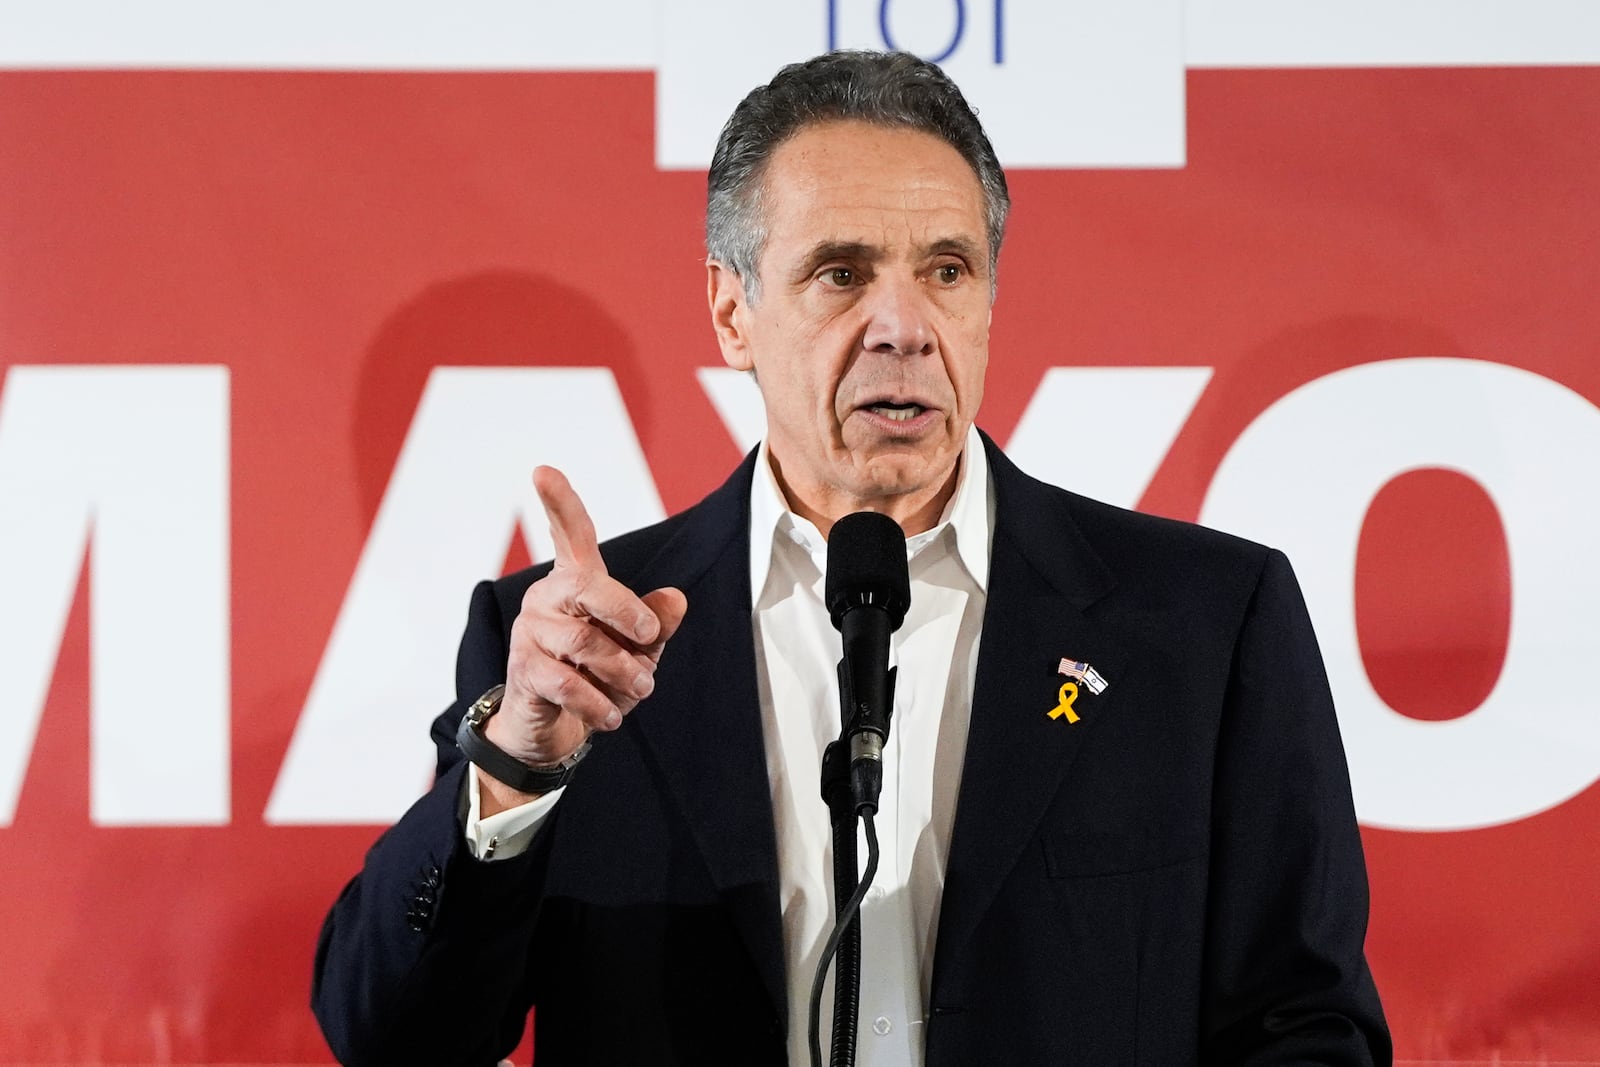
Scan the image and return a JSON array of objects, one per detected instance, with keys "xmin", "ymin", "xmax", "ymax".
[{"xmin": 853, "ymin": 453, "xmax": 947, "ymax": 497}]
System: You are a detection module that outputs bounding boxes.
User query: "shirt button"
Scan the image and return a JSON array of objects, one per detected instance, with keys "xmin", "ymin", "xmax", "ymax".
[
  {"xmin": 873, "ymin": 1016, "xmax": 892, "ymax": 1036},
  {"xmin": 867, "ymin": 887, "xmax": 886, "ymax": 902}
]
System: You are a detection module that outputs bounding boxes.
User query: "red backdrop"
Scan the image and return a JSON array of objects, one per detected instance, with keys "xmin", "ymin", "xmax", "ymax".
[{"xmin": 2, "ymin": 66, "xmax": 1598, "ymax": 1062}]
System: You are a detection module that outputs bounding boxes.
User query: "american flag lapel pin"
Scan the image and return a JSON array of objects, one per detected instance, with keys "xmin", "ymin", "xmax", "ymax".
[
  {"xmin": 1048, "ymin": 658, "xmax": 1108, "ymax": 724},
  {"xmin": 1058, "ymin": 658, "xmax": 1109, "ymax": 695}
]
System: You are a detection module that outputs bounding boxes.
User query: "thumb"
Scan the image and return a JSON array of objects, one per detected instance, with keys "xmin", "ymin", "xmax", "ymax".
[{"xmin": 639, "ymin": 587, "xmax": 688, "ymax": 661}]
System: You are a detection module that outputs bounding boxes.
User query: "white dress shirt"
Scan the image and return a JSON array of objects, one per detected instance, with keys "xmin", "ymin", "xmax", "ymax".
[
  {"xmin": 463, "ymin": 427, "xmax": 993, "ymax": 1066},
  {"xmin": 750, "ymin": 429, "xmax": 992, "ymax": 1065}
]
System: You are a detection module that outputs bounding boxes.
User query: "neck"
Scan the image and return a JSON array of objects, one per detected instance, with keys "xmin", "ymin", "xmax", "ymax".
[{"xmin": 767, "ymin": 454, "xmax": 962, "ymax": 540}]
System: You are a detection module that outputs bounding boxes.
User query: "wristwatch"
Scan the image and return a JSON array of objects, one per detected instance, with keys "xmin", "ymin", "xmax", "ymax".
[{"xmin": 456, "ymin": 684, "xmax": 592, "ymax": 794}]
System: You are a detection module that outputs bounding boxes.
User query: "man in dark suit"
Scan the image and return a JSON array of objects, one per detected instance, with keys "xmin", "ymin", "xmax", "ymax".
[{"xmin": 313, "ymin": 50, "xmax": 1390, "ymax": 1065}]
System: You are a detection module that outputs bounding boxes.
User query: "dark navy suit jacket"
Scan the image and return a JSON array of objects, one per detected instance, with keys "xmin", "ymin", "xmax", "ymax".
[{"xmin": 313, "ymin": 433, "xmax": 1391, "ymax": 1065}]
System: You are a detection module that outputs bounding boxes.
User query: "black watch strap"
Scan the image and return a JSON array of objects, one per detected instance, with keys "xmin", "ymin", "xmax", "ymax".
[{"xmin": 456, "ymin": 684, "xmax": 591, "ymax": 794}]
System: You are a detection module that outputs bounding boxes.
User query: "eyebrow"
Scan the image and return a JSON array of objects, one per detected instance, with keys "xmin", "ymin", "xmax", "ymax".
[
  {"xmin": 927, "ymin": 236, "xmax": 988, "ymax": 273},
  {"xmin": 787, "ymin": 236, "xmax": 989, "ymax": 283},
  {"xmin": 788, "ymin": 241, "xmax": 877, "ymax": 284}
]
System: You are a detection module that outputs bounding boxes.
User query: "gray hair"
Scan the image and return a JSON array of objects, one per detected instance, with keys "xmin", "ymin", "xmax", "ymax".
[{"xmin": 706, "ymin": 50, "xmax": 1010, "ymax": 302}]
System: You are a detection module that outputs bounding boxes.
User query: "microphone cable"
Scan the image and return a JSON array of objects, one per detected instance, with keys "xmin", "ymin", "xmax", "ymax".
[{"xmin": 807, "ymin": 813, "xmax": 880, "ymax": 1067}]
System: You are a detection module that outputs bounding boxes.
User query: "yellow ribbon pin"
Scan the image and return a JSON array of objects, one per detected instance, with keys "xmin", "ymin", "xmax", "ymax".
[{"xmin": 1048, "ymin": 681, "xmax": 1081, "ymax": 723}]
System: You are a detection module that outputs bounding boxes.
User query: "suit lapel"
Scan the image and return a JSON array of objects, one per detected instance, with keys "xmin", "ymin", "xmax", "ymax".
[
  {"xmin": 624, "ymin": 453, "xmax": 789, "ymax": 1028},
  {"xmin": 932, "ymin": 439, "xmax": 1136, "ymax": 993}
]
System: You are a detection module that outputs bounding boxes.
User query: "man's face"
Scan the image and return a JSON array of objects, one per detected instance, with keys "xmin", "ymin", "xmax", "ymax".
[{"xmin": 708, "ymin": 120, "xmax": 993, "ymax": 533}]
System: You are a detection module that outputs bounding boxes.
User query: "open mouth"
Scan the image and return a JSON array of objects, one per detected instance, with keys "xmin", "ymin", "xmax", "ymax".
[{"xmin": 866, "ymin": 401, "xmax": 926, "ymax": 423}]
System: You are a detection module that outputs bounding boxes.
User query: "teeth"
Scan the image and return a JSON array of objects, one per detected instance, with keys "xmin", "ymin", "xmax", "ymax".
[{"xmin": 870, "ymin": 404, "xmax": 922, "ymax": 422}]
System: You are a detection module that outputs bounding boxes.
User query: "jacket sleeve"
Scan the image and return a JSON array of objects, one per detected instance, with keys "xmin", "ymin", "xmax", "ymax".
[
  {"xmin": 312, "ymin": 580, "xmax": 549, "ymax": 1066},
  {"xmin": 1200, "ymin": 550, "xmax": 1393, "ymax": 1066}
]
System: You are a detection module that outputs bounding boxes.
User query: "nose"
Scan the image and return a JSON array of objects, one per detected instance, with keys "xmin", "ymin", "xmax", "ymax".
[{"xmin": 860, "ymin": 273, "xmax": 936, "ymax": 356}]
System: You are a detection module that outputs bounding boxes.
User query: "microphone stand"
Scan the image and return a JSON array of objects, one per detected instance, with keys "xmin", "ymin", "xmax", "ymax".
[
  {"xmin": 819, "ymin": 735, "xmax": 862, "ymax": 1067},
  {"xmin": 810, "ymin": 654, "xmax": 894, "ymax": 1067},
  {"xmin": 810, "ymin": 510, "xmax": 906, "ymax": 1067}
]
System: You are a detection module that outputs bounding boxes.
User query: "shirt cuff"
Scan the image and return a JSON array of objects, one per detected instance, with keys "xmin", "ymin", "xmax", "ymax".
[{"xmin": 462, "ymin": 763, "xmax": 563, "ymax": 861}]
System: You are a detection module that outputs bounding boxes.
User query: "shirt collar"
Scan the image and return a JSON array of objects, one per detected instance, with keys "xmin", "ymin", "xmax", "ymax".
[{"xmin": 748, "ymin": 426, "xmax": 993, "ymax": 606}]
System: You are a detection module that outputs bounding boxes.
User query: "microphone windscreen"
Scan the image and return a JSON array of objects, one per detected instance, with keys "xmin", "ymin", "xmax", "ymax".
[{"xmin": 825, "ymin": 511, "xmax": 911, "ymax": 630}]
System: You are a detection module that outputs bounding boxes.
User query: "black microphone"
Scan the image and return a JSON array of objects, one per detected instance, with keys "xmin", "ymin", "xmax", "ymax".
[{"xmin": 824, "ymin": 511, "xmax": 911, "ymax": 814}]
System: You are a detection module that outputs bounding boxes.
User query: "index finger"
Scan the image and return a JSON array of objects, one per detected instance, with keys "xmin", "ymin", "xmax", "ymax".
[{"xmin": 533, "ymin": 465, "xmax": 604, "ymax": 571}]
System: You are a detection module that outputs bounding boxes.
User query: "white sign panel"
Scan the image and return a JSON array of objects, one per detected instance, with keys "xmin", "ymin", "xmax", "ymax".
[
  {"xmin": 1187, "ymin": 0, "xmax": 1600, "ymax": 68},
  {"xmin": 0, "ymin": 0, "xmax": 658, "ymax": 70},
  {"xmin": 657, "ymin": 0, "xmax": 1187, "ymax": 168},
  {"xmin": 3, "ymin": 1, "xmax": 1596, "ymax": 72}
]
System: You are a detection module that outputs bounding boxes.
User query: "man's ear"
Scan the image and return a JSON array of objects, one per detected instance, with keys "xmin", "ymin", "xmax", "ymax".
[{"xmin": 707, "ymin": 260, "xmax": 754, "ymax": 372}]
